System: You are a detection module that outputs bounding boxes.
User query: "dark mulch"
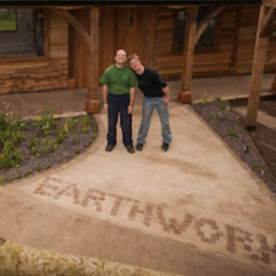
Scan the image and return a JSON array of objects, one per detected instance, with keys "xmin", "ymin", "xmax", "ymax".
[
  {"xmin": 0, "ymin": 114, "xmax": 98, "ymax": 184},
  {"xmin": 191, "ymin": 95, "xmax": 276, "ymax": 195}
]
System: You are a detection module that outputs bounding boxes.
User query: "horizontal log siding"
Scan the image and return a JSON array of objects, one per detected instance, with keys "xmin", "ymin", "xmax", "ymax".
[
  {"xmin": 236, "ymin": 5, "xmax": 276, "ymax": 74},
  {"xmin": 0, "ymin": 11, "xmax": 68, "ymax": 94},
  {"xmin": 154, "ymin": 7, "xmax": 238, "ymax": 78},
  {"xmin": 154, "ymin": 5, "xmax": 275, "ymax": 79}
]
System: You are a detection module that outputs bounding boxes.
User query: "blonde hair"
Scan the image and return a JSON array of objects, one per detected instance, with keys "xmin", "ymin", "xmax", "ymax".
[{"xmin": 127, "ymin": 53, "xmax": 140, "ymax": 65}]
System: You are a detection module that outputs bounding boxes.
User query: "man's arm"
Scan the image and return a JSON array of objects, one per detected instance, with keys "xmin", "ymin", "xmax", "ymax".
[
  {"xmin": 128, "ymin": 87, "xmax": 136, "ymax": 114},
  {"xmin": 102, "ymin": 84, "xmax": 109, "ymax": 112},
  {"xmin": 162, "ymin": 86, "xmax": 171, "ymax": 105}
]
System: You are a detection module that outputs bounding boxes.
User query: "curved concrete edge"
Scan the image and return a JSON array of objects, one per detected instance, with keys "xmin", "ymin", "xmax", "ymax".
[{"xmin": 0, "ymin": 238, "xmax": 185, "ymax": 276}]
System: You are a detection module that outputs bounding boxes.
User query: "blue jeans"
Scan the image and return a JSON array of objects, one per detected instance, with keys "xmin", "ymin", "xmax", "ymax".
[
  {"xmin": 107, "ymin": 93, "xmax": 133, "ymax": 146},
  {"xmin": 137, "ymin": 96, "xmax": 172, "ymax": 145}
]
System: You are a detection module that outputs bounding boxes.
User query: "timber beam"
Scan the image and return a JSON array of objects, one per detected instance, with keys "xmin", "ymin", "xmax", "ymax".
[
  {"xmin": 260, "ymin": 7, "xmax": 276, "ymax": 37},
  {"xmin": 177, "ymin": 7, "xmax": 198, "ymax": 104},
  {"xmin": 246, "ymin": 6, "xmax": 270, "ymax": 128},
  {"xmin": 49, "ymin": 8, "xmax": 93, "ymax": 49},
  {"xmin": 194, "ymin": 5, "xmax": 227, "ymax": 46},
  {"xmin": 271, "ymin": 65, "xmax": 276, "ymax": 93},
  {"xmin": 49, "ymin": 7, "xmax": 100, "ymax": 113},
  {"xmin": 262, "ymin": 0, "xmax": 276, "ymax": 7}
]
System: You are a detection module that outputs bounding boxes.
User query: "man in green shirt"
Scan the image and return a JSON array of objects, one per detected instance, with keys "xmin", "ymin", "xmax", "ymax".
[{"xmin": 100, "ymin": 49, "xmax": 138, "ymax": 153}]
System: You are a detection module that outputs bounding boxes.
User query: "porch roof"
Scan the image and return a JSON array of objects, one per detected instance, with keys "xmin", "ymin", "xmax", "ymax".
[{"xmin": 0, "ymin": 0, "xmax": 261, "ymax": 6}]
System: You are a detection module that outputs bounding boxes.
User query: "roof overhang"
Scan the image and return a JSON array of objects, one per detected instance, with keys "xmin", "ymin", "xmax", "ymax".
[{"xmin": 0, "ymin": 0, "xmax": 261, "ymax": 6}]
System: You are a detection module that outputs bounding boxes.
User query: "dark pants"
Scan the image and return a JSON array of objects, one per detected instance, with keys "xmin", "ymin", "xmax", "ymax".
[{"xmin": 107, "ymin": 93, "xmax": 133, "ymax": 146}]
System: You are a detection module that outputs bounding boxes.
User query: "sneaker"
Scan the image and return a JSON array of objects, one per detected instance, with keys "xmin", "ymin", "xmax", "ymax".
[
  {"xmin": 161, "ymin": 143, "xmax": 169, "ymax": 151},
  {"xmin": 126, "ymin": 145, "xmax": 135, "ymax": 153},
  {"xmin": 105, "ymin": 144, "xmax": 115, "ymax": 152},
  {"xmin": 136, "ymin": 143, "xmax": 143, "ymax": 151}
]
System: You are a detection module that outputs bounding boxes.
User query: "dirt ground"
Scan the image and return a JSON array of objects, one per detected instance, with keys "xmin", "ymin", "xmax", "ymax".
[{"xmin": 191, "ymin": 95, "xmax": 276, "ymax": 195}]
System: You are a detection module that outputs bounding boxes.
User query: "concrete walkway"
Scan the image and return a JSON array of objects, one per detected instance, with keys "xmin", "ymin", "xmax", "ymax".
[{"xmin": 0, "ymin": 73, "xmax": 276, "ymax": 275}]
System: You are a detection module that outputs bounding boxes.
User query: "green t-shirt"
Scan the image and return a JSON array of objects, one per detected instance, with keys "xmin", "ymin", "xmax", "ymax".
[{"xmin": 100, "ymin": 64, "xmax": 138, "ymax": 95}]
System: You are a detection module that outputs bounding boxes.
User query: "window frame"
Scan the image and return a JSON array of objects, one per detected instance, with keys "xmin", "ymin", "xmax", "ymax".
[
  {"xmin": 173, "ymin": 8, "xmax": 221, "ymax": 55},
  {"xmin": 0, "ymin": 9, "xmax": 18, "ymax": 33},
  {"xmin": 0, "ymin": 8, "xmax": 49, "ymax": 63}
]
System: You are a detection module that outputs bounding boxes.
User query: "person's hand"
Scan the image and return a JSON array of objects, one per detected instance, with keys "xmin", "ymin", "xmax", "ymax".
[
  {"xmin": 162, "ymin": 97, "xmax": 170, "ymax": 105},
  {"xmin": 103, "ymin": 103, "xmax": 108, "ymax": 112},
  {"xmin": 128, "ymin": 105, "xmax": 133, "ymax": 114}
]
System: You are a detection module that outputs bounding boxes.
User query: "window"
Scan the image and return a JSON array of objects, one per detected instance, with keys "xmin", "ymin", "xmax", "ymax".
[
  {"xmin": 195, "ymin": 7, "xmax": 217, "ymax": 53},
  {"xmin": 173, "ymin": 7, "xmax": 218, "ymax": 53},
  {"xmin": 0, "ymin": 9, "xmax": 45, "ymax": 59},
  {"xmin": 0, "ymin": 9, "xmax": 17, "ymax": 31},
  {"xmin": 173, "ymin": 9, "xmax": 186, "ymax": 53}
]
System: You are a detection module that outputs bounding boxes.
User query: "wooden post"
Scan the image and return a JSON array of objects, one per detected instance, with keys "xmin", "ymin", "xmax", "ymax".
[
  {"xmin": 245, "ymin": 6, "xmax": 270, "ymax": 128},
  {"xmin": 271, "ymin": 66, "xmax": 276, "ymax": 93},
  {"xmin": 177, "ymin": 7, "xmax": 198, "ymax": 104},
  {"xmin": 144, "ymin": 6, "xmax": 157, "ymax": 68},
  {"xmin": 84, "ymin": 6, "xmax": 100, "ymax": 114}
]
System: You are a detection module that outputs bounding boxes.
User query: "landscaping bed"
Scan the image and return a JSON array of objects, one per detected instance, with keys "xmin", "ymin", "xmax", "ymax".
[
  {"xmin": 0, "ymin": 104, "xmax": 97, "ymax": 185},
  {"xmin": 191, "ymin": 94, "xmax": 276, "ymax": 195}
]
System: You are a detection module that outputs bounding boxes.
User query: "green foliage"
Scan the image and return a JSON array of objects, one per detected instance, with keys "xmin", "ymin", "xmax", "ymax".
[
  {"xmin": 72, "ymin": 135, "xmax": 77, "ymax": 145},
  {"xmin": 209, "ymin": 111, "xmax": 217, "ymax": 120},
  {"xmin": 35, "ymin": 106, "xmax": 57, "ymax": 135},
  {"xmin": 56, "ymin": 128, "xmax": 65, "ymax": 144},
  {"xmin": 1, "ymin": 111, "xmax": 97, "ymax": 182},
  {"xmin": 227, "ymin": 130, "xmax": 238, "ymax": 137},
  {"xmin": 200, "ymin": 93, "xmax": 210, "ymax": 107},
  {"xmin": 66, "ymin": 117, "xmax": 77, "ymax": 130},
  {"xmin": 80, "ymin": 117, "xmax": 91, "ymax": 133},
  {"xmin": 0, "ymin": 141, "xmax": 23, "ymax": 169},
  {"xmin": 215, "ymin": 97, "xmax": 226, "ymax": 111},
  {"xmin": 26, "ymin": 169, "xmax": 31, "ymax": 176}
]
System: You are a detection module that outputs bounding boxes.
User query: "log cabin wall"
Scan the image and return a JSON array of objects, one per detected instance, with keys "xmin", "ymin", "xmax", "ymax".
[
  {"xmin": 68, "ymin": 8, "xmax": 89, "ymax": 88},
  {"xmin": 99, "ymin": 6, "xmax": 150, "ymax": 81},
  {"xmin": 0, "ymin": 9, "xmax": 68, "ymax": 94},
  {"xmin": 235, "ymin": 4, "xmax": 276, "ymax": 74},
  {"xmin": 154, "ymin": 4, "xmax": 276, "ymax": 79}
]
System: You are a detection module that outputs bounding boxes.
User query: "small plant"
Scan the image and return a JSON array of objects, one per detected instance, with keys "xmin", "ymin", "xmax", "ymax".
[
  {"xmin": 80, "ymin": 117, "xmax": 91, "ymax": 133},
  {"xmin": 200, "ymin": 93, "xmax": 210, "ymax": 107},
  {"xmin": 75, "ymin": 149, "xmax": 80, "ymax": 154},
  {"xmin": 35, "ymin": 165, "xmax": 41, "ymax": 172},
  {"xmin": 252, "ymin": 164, "xmax": 265, "ymax": 172},
  {"xmin": 227, "ymin": 130, "xmax": 238, "ymax": 137},
  {"xmin": 45, "ymin": 164, "xmax": 51, "ymax": 169},
  {"xmin": 66, "ymin": 117, "xmax": 77, "ymax": 130},
  {"xmin": 83, "ymin": 143, "xmax": 88, "ymax": 148},
  {"xmin": 7, "ymin": 178, "xmax": 12, "ymax": 183},
  {"xmin": 72, "ymin": 135, "xmax": 78, "ymax": 145},
  {"xmin": 66, "ymin": 155, "xmax": 72, "ymax": 160},
  {"xmin": 0, "ymin": 141, "xmax": 23, "ymax": 169},
  {"xmin": 58, "ymin": 158, "xmax": 63, "ymax": 163},
  {"xmin": 0, "ymin": 177, "xmax": 5, "ymax": 184},
  {"xmin": 91, "ymin": 134, "xmax": 96, "ymax": 139},
  {"xmin": 64, "ymin": 121, "xmax": 70, "ymax": 137},
  {"xmin": 35, "ymin": 106, "xmax": 57, "ymax": 135},
  {"xmin": 16, "ymin": 173, "xmax": 22, "ymax": 179},
  {"xmin": 26, "ymin": 169, "xmax": 31, "ymax": 176},
  {"xmin": 56, "ymin": 129, "xmax": 65, "ymax": 144},
  {"xmin": 209, "ymin": 111, "xmax": 217, "ymax": 120}
]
